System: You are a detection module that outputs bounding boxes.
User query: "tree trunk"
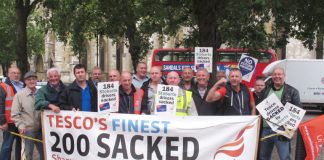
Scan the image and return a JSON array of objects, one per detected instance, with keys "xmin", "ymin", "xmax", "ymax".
[
  {"xmin": 16, "ymin": 1, "xmax": 29, "ymax": 76},
  {"xmin": 1, "ymin": 63, "xmax": 10, "ymax": 77},
  {"xmin": 126, "ymin": 22, "xmax": 141, "ymax": 73},
  {"xmin": 193, "ymin": 0, "xmax": 220, "ymax": 81},
  {"xmin": 281, "ymin": 45, "xmax": 286, "ymax": 60},
  {"xmin": 116, "ymin": 39, "xmax": 124, "ymax": 72},
  {"xmin": 316, "ymin": 32, "xmax": 323, "ymax": 59}
]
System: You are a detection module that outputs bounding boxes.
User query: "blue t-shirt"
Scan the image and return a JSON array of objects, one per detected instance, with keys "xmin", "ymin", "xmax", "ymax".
[{"xmin": 81, "ymin": 85, "xmax": 91, "ymax": 111}]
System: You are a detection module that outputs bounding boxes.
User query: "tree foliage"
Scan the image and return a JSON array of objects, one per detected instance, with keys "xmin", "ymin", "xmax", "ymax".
[
  {"xmin": 0, "ymin": 1, "xmax": 16, "ymax": 76},
  {"xmin": 0, "ymin": 0, "xmax": 44, "ymax": 76},
  {"xmin": 43, "ymin": 0, "xmax": 323, "ymax": 72}
]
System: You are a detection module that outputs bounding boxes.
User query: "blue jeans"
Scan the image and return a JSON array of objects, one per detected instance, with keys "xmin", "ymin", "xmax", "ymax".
[
  {"xmin": 0, "ymin": 123, "xmax": 21, "ymax": 160},
  {"xmin": 259, "ymin": 127, "xmax": 291, "ymax": 160},
  {"xmin": 24, "ymin": 131, "xmax": 44, "ymax": 160}
]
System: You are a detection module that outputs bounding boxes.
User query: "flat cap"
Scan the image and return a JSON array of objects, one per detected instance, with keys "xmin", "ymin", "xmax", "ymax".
[{"xmin": 24, "ymin": 71, "xmax": 37, "ymax": 79}]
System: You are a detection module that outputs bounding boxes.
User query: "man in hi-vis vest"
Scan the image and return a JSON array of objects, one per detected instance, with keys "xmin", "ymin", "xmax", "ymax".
[
  {"xmin": 0, "ymin": 67, "xmax": 24, "ymax": 160},
  {"xmin": 166, "ymin": 71, "xmax": 198, "ymax": 116},
  {"xmin": 118, "ymin": 71, "xmax": 148, "ymax": 114}
]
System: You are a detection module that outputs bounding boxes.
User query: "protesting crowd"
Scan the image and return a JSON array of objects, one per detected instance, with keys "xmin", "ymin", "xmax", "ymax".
[{"xmin": 0, "ymin": 62, "xmax": 300, "ymax": 160}]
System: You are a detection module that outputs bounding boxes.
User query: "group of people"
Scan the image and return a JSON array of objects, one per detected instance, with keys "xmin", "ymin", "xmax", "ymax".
[{"xmin": 0, "ymin": 62, "xmax": 300, "ymax": 160}]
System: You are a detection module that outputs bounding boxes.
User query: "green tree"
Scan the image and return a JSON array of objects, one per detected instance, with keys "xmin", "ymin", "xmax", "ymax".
[
  {"xmin": 45, "ymin": 0, "xmax": 168, "ymax": 71},
  {"xmin": 0, "ymin": 0, "xmax": 45, "ymax": 76},
  {"xmin": 0, "ymin": 1, "xmax": 16, "ymax": 76}
]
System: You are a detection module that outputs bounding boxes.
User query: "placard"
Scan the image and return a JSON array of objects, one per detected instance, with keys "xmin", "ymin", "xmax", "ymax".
[
  {"xmin": 97, "ymin": 81, "xmax": 119, "ymax": 112},
  {"xmin": 194, "ymin": 47, "xmax": 213, "ymax": 73},
  {"xmin": 256, "ymin": 93, "xmax": 290, "ymax": 127},
  {"xmin": 238, "ymin": 54, "xmax": 258, "ymax": 82},
  {"xmin": 154, "ymin": 84, "xmax": 178, "ymax": 115}
]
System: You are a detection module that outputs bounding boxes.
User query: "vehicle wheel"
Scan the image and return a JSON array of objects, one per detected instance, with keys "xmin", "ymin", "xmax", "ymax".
[{"xmin": 295, "ymin": 130, "xmax": 306, "ymax": 160}]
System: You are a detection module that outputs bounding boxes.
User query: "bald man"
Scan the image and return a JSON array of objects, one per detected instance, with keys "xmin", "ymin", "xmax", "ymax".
[
  {"xmin": 141, "ymin": 66, "xmax": 167, "ymax": 114},
  {"xmin": 165, "ymin": 71, "xmax": 197, "ymax": 116},
  {"xmin": 118, "ymin": 71, "xmax": 148, "ymax": 114}
]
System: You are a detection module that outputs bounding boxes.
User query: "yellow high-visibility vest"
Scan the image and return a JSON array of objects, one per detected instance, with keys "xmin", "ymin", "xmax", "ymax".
[{"xmin": 176, "ymin": 90, "xmax": 192, "ymax": 116}]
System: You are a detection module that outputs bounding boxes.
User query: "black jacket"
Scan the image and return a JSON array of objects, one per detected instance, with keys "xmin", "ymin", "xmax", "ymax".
[
  {"xmin": 262, "ymin": 82, "xmax": 301, "ymax": 107},
  {"xmin": 140, "ymin": 78, "xmax": 167, "ymax": 114},
  {"xmin": 221, "ymin": 83, "xmax": 252, "ymax": 115},
  {"xmin": 119, "ymin": 84, "xmax": 147, "ymax": 114},
  {"xmin": 59, "ymin": 80, "xmax": 97, "ymax": 112},
  {"xmin": 179, "ymin": 78, "xmax": 196, "ymax": 90},
  {"xmin": 191, "ymin": 83, "xmax": 222, "ymax": 115},
  {"xmin": 0, "ymin": 85, "xmax": 7, "ymax": 125},
  {"xmin": 253, "ymin": 92, "xmax": 263, "ymax": 106}
]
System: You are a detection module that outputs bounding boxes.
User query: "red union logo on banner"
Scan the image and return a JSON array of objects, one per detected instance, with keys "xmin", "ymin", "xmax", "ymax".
[{"xmin": 214, "ymin": 124, "xmax": 255, "ymax": 159}]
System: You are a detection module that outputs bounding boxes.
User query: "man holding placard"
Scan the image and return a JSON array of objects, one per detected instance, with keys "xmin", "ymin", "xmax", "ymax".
[
  {"xmin": 206, "ymin": 68, "xmax": 256, "ymax": 115},
  {"xmin": 141, "ymin": 66, "xmax": 167, "ymax": 114},
  {"xmin": 164, "ymin": 71, "xmax": 197, "ymax": 116},
  {"xmin": 259, "ymin": 67, "xmax": 301, "ymax": 160}
]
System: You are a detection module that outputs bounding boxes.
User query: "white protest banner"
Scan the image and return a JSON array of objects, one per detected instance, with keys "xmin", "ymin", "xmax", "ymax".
[
  {"xmin": 238, "ymin": 54, "xmax": 258, "ymax": 82},
  {"xmin": 256, "ymin": 93, "xmax": 290, "ymax": 128},
  {"xmin": 194, "ymin": 47, "xmax": 213, "ymax": 73},
  {"xmin": 154, "ymin": 84, "xmax": 178, "ymax": 116},
  {"xmin": 97, "ymin": 81, "xmax": 119, "ymax": 112},
  {"xmin": 42, "ymin": 111, "xmax": 260, "ymax": 160}
]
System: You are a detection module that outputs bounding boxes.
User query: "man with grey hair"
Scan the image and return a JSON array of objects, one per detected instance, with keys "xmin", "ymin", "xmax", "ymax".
[
  {"xmin": 108, "ymin": 69, "xmax": 121, "ymax": 81},
  {"xmin": 89, "ymin": 66, "xmax": 102, "ymax": 87},
  {"xmin": 191, "ymin": 68, "xmax": 221, "ymax": 115},
  {"xmin": 259, "ymin": 67, "xmax": 301, "ymax": 160},
  {"xmin": 35, "ymin": 67, "xmax": 66, "ymax": 113},
  {"xmin": 0, "ymin": 67, "xmax": 23, "ymax": 160}
]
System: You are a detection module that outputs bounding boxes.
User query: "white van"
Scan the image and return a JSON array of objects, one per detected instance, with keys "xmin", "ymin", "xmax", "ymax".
[{"xmin": 263, "ymin": 59, "xmax": 324, "ymax": 112}]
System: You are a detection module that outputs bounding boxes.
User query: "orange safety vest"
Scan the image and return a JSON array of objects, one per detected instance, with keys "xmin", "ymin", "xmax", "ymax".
[
  {"xmin": 0, "ymin": 83, "xmax": 15, "ymax": 124},
  {"xmin": 133, "ymin": 88, "xmax": 144, "ymax": 114}
]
